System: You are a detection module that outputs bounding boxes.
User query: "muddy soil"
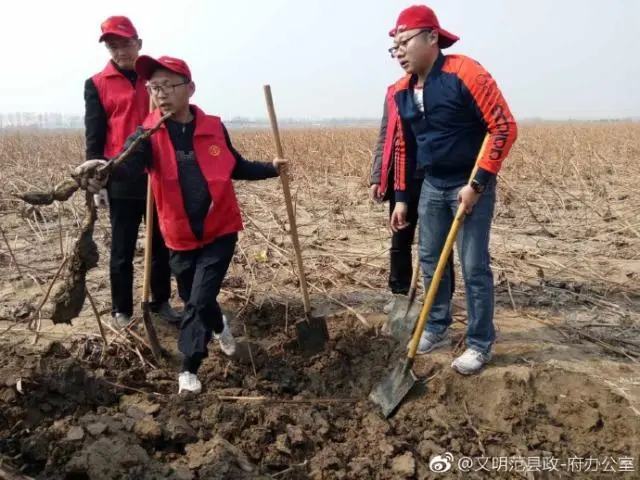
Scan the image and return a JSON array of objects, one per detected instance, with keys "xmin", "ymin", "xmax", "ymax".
[{"xmin": 1, "ymin": 302, "xmax": 639, "ymax": 480}]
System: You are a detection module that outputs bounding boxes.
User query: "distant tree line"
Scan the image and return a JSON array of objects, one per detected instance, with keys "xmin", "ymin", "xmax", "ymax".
[
  {"xmin": 0, "ymin": 112, "xmax": 637, "ymax": 131},
  {"xmin": 0, "ymin": 112, "xmax": 86, "ymax": 130}
]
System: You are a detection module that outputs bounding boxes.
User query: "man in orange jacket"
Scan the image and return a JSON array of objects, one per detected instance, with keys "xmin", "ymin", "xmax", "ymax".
[
  {"xmin": 386, "ymin": 5, "xmax": 518, "ymax": 375},
  {"xmin": 74, "ymin": 55, "xmax": 288, "ymax": 394},
  {"xmin": 84, "ymin": 16, "xmax": 179, "ymax": 329}
]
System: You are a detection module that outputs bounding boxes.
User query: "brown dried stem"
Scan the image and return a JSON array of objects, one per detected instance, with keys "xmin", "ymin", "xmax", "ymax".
[
  {"xmin": 28, "ymin": 255, "xmax": 70, "ymax": 330},
  {"xmin": 0, "ymin": 225, "xmax": 23, "ymax": 280},
  {"xmin": 85, "ymin": 288, "xmax": 107, "ymax": 345},
  {"xmin": 12, "ymin": 112, "xmax": 172, "ymax": 207}
]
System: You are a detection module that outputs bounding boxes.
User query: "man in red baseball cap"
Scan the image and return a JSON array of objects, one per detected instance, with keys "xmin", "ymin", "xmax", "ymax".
[
  {"xmin": 83, "ymin": 16, "xmax": 179, "ymax": 331},
  {"xmin": 74, "ymin": 54, "xmax": 289, "ymax": 395},
  {"xmin": 379, "ymin": 5, "xmax": 519, "ymax": 375},
  {"xmin": 368, "ymin": 4, "xmax": 457, "ymax": 316}
]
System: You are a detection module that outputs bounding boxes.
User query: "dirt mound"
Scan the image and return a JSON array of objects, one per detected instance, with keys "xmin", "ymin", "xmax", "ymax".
[{"xmin": 1, "ymin": 309, "xmax": 639, "ymax": 479}]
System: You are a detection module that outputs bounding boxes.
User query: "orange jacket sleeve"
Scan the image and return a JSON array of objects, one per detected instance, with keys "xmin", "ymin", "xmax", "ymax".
[{"xmin": 457, "ymin": 57, "xmax": 518, "ymax": 184}]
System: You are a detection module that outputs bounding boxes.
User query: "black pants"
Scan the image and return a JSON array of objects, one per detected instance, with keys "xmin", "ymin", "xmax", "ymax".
[
  {"xmin": 108, "ymin": 198, "xmax": 172, "ymax": 317},
  {"xmin": 169, "ymin": 233, "xmax": 237, "ymax": 374},
  {"xmin": 388, "ymin": 178, "xmax": 455, "ymax": 299}
]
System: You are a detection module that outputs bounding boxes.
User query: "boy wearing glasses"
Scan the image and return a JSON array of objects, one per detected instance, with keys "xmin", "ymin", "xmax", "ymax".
[
  {"xmin": 75, "ymin": 55, "xmax": 288, "ymax": 394},
  {"xmin": 83, "ymin": 16, "xmax": 179, "ymax": 329}
]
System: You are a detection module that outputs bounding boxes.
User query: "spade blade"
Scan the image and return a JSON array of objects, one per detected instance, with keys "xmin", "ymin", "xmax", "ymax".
[
  {"xmin": 384, "ymin": 297, "xmax": 423, "ymax": 344},
  {"xmin": 295, "ymin": 314, "xmax": 329, "ymax": 356},
  {"xmin": 369, "ymin": 359, "xmax": 417, "ymax": 418}
]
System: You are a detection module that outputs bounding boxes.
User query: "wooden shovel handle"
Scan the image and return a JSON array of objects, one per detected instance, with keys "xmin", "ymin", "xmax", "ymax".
[
  {"xmin": 140, "ymin": 97, "xmax": 163, "ymax": 362},
  {"xmin": 142, "ymin": 176, "xmax": 154, "ymax": 303},
  {"xmin": 141, "ymin": 98, "xmax": 156, "ymax": 304},
  {"xmin": 406, "ymin": 134, "xmax": 490, "ymax": 360},
  {"xmin": 263, "ymin": 85, "xmax": 311, "ymax": 315}
]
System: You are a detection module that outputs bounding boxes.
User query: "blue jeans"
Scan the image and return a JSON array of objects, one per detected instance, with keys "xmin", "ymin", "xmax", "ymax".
[{"xmin": 417, "ymin": 177, "xmax": 497, "ymax": 354}]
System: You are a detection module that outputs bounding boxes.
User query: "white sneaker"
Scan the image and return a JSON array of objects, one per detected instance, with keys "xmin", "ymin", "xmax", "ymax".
[
  {"xmin": 112, "ymin": 313, "xmax": 131, "ymax": 329},
  {"xmin": 451, "ymin": 348, "xmax": 491, "ymax": 375},
  {"xmin": 411, "ymin": 329, "xmax": 451, "ymax": 355},
  {"xmin": 214, "ymin": 315, "xmax": 236, "ymax": 356},
  {"xmin": 178, "ymin": 372, "xmax": 202, "ymax": 394}
]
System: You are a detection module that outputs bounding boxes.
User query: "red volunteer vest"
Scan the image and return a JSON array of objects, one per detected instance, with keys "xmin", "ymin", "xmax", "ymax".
[
  {"xmin": 379, "ymin": 75, "xmax": 411, "ymax": 196},
  {"xmin": 379, "ymin": 84, "xmax": 397, "ymax": 195},
  {"xmin": 141, "ymin": 106, "xmax": 244, "ymax": 252},
  {"xmin": 91, "ymin": 61, "xmax": 149, "ymax": 157}
]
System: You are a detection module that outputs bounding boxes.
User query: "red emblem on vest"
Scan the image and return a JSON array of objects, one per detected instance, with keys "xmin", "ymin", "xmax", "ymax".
[{"xmin": 209, "ymin": 145, "xmax": 221, "ymax": 157}]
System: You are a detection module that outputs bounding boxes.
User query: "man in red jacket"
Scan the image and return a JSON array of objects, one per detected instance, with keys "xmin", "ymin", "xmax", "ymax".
[
  {"xmin": 369, "ymin": 88, "xmax": 455, "ymax": 314},
  {"xmin": 84, "ymin": 16, "xmax": 179, "ymax": 329},
  {"xmin": 74, "ymin": 55, "xmax": 288, "ymax": 394},
  {"xmin": 386, "ymin": 5, "xmax": 518, "ymax": 375}
]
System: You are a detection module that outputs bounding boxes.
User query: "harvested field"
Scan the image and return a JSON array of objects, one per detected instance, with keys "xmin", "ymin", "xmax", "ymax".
[{"xmin": 1, "ymin": 122, "xmax": 639, "ymax": 479}]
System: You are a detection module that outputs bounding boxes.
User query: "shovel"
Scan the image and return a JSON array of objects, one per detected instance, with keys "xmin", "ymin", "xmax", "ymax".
[
  {"xmin": 369, "ymin": 134, "xmax": 489, "ymax": 418},
  {"xmin": 384, "ymin": 253, "xmax": 421, "ymax": 343},
  {"xmin": 139, "ymin": 98, "xmax": 168, "ymax": 362},
  {"xmin": 263, "ymin": 85, "xmax": 329, "ymax": 355},
  {"xmin": 385, "ymin": 233, "xmax": 456, "ymax": 343}
]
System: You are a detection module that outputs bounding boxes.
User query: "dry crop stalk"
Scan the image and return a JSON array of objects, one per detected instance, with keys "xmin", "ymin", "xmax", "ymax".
[
  {"xmin": 0, "ymin": 225, "xmax": 23, "ymax": 280},
  {"xmin": 13, "ymin": 112, "xmax": 171, "ymax": 325}
]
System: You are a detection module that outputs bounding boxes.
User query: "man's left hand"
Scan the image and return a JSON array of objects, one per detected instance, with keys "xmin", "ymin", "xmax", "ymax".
[
  {"xmin": 73, "ymin": 159, "xmax": 109, "ymax": 194},
  {"xmin": 458, "ymin": 185, "xmax": 482, "ymax": 214},
  {"xmin": 273, "ymin": 157, "xmax": 289, "ymax": 173}
]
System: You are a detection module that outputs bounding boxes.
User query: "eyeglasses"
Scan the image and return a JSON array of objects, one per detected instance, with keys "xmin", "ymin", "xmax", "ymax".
[
  {"xmin": 388, "ymin": 29, "xmax": 432, "ymax": 57},
  {"xmin": 146, "ymin": 81, "xmax": 189, "ymax": 95}
]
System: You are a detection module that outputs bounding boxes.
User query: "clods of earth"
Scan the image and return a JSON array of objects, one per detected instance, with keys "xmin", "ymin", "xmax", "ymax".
[{"xmin": 1, "ymin": 305, "xmax": 639, "ymax": 479}]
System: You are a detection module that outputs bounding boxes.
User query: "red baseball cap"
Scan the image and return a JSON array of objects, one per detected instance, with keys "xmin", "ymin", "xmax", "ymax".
[
  {"xmin": 99, "ymin": 15, "xmax": 138, "ymax": 42},
  {"xmin": 135, "ymin": 55, "xmax": 192, "ymax": 82},
  {"xmin": 389, "ymin": 5, "xmax": 459, "ymax": 49}
]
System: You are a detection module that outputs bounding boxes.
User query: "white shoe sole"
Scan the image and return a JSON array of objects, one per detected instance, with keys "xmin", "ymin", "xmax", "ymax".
[
  {"xmin": 179, "ymin": 386, "xmax": 202, "ymax": 394},
  {"xmin": 451, "ymin": 362, "xmax": 484, "ymax": 375}
]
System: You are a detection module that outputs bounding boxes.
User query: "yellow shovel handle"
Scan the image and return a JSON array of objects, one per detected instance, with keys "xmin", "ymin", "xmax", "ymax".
[{"xmin": 406, "ymin": 134, "xmax": 490, "ymax": 359}]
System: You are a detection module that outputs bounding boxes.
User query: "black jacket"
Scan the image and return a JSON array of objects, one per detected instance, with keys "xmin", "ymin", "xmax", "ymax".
[{"xmin": 83, "ymin": 60, "xmax": 147, "ymax": 200}]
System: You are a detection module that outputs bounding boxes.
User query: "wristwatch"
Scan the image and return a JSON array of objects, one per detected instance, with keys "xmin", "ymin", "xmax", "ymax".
[{"xmin": 470, "ymin": 180, "xmax": 485, "ymax": 194}]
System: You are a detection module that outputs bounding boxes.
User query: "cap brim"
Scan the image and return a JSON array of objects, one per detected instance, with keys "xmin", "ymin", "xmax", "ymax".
[
  {"xmin": 135, "ymin": 56, "xmax": 191, "ymax": 81},
  {"xmin": 134, "ymin": 55, "xmax": 165, "ymax": 80},
  {"xmin": 437, "ymin": 28, "xmax": 459, "ymax": 48},
  {"xmin": 387, "ymin": 25, "xmax": 459, "ymax": 49},
  {"xmin": 99, "ymin": 30, "xmax": 134, "ymax": 43}
]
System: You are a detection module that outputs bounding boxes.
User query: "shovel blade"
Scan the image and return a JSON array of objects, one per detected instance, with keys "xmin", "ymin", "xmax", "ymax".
[
  {"xmin": 295, "ymin": 314, "xmax": 329, "ymax": 356},
  {"xmin": 384, "ymin": 297, "xmax": 423, "ymax": 344},
  {"xmin": 141, "ymin": 304, "xmax": 166, "ymax": 362},
  {"xmin": 368, "ymin": 359, "xmax": 417, "ymax": 418}
]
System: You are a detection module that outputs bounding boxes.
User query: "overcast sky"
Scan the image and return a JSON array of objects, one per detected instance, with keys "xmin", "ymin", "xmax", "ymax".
[{"xmin": 1, "ymin": 0, "xmax": 638, "ymax": 120}]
